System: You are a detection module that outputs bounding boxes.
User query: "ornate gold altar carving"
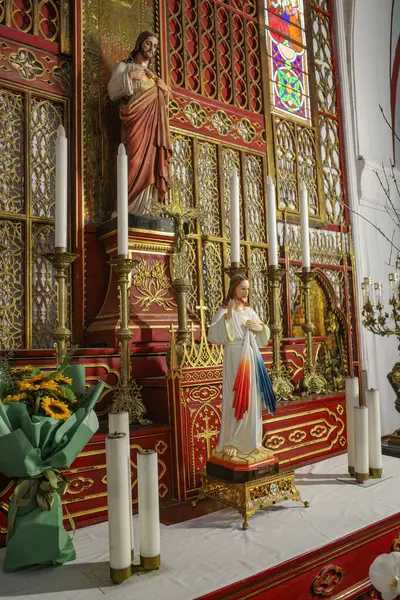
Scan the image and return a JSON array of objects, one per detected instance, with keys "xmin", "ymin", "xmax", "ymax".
[
  {"xmin": 312, "ymin": 564, "xmax": 345, "ymax": 597},
  {"xmin": 132, "ymin": 259, "xmax": 176, "ymax": 312},
  {"xmin": 263, "ymin": 407, "xmax": 345, "ymax": 465},
  {"xmin": 392, "ymin": 532, "xmax": 400, "ymax": 552},
  {"xmin": 193, "ymin": 470, "xmax": 308, "ymax": 530}
]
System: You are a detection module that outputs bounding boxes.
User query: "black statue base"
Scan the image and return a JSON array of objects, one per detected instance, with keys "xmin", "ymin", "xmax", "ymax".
[{"xmin": 206, "ymin": 456, "xmax": 280, "ymax": 484}]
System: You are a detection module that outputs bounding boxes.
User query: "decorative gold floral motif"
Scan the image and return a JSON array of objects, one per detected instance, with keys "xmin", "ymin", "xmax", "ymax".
[
  {"xmin": 183, "ymin": 101, "xmax": 207, "ymax": 128},
  {"xmin": 288, "ymin": 429, "xmax": 307, "ymax": 443},
  {"xmin": 311, "ymin": 564, "xmax": 344, "ymax": 597},
  {"xmin": 210, "ymin": 110, "xmax": 233, "ymax": 135},
  {"xmin": 339, "ymin": 436, "xmax": 346, "ymax": 447},
  {"xmin": 236, "ymin": 118, "xmax": 256, "ymax": 142},
  {"xmin": 310, "ymin": 425, "xmax": 328, "ymax": 438},
  {"xmin": 66, "ymin": 477, "xmax": 94, "ymax": 495},
  {"xmin": 8, "ymin": 48, "xmax": 44, "ymax": 81},
  {"xmin": 155, "ymin": 440, "xmax": 167, "ymax": 455},
  {"xmin": 52, "ymin": 61, "xmax": 71, "ymax": 93},
  {"xmin": 265, "ymin": 435, "xmax": 286, "ymax": 450},
  {"xmin": 158, "ymin": 483, "xmax": 168, "ymax": 499},
  {"xmin": 132, "ymin": 260, "xmax": 176, "ymax": 312},
  {"xmin": 391, "ymin": 532, "xmax": 400, "ymax": 552}
]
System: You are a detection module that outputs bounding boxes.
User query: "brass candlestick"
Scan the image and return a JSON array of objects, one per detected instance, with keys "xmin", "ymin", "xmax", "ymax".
[
  {"xmin": 296, "ymin": 268, "xmax": 328, "ymax": 395},
  {"xmin": 44, "ymin": 247, "xmax": 78, "ymax": 365},
  {"xmin": 224, "ymin": 262, "xmax": 248, "ymax": 279},
  {"xmin": 267, "ymin": 265, "xmax": 294, "ymax": 401},
  {"xmin": 110, "ymin": 255, "xmax": 150, "ymax": 425}
]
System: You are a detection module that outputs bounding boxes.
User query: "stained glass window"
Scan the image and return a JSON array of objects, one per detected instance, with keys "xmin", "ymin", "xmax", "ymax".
[{"xmin": 265, "ymin": 0, "xmax": 311, "ymax": 123}]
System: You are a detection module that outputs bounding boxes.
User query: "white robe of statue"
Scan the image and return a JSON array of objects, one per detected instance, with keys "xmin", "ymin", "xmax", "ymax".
[{"xmin": 208, "ymin": 306, "xmax": 270, "ymax": 455}]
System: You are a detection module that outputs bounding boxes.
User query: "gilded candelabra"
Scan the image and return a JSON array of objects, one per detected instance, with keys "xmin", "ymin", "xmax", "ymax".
[
  {"xmin": 296, "ymin": 268, "xmax": 328, "ymax": 395},
  {"xmin": 267, "ymin": 265, "xmax": 294, "ymax": 401},
  {"xmin": 44, "ymin": 247, "xmax": 78, "ymax": 365},
  {"xmin": 150, "ymin": 180, "xmax": 199, "ymax": 356},
  {"xmin": 110, "ymin": 256, "xmax": 150, "ymax": 425},
  {"xmin": 361, "ymin": 268, "xmax": 400, "ymax": 445}
]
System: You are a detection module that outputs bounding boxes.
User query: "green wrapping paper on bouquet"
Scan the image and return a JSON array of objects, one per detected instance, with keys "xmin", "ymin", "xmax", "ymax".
[{"xmin": 0, "ymin": 363, "xmax": 103, "ymax": 571}]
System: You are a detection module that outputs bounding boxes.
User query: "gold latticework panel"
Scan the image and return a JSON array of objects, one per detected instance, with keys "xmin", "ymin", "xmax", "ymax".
[
  {"xmin": 0, "ymin": 1, "xmax": 5, "ymax": 23},
  {"xmin": 222, "ymin": 148, "xmax": 243, "ymax": 240},
  {"xmin": 289, "ymin": 264, "xmax": 301, "ymax": 316},
  {"xmin": 320, "ymin": 116, "xmax": 344, "ymax": 224},
  {"xmin": 275, "ymin": 118, "xmax": 297, "ymax": 211},
  {"xmin": 170, "ymin": 133, "xmax": 195, "ymax": 209},
  {"xmin": 324, "ymin": 269, "xmax": 344, "ymax": 306},
  {"xmin": 0, "ymin": 220, "xmax": 25, "ymax": 349},
  {"xmin": 297, "ymin": 126, "xmax": 318, "ymax": 215},
  {"xmin": 245, "ymin": 154, "xmax": 266, "ymax": 243},
  {"xmin": 30, "ymin": 97, "xmax": 64, "ymax": 219},
  {"xmin": 198, "ymin": 142, "xmax": 220, "ymax": 237},
  {"xmin": 31, "ymin": 224, "xmax": 56, "ymax": 349},
  {"xmin": 312, "ymin": 10, "xmax": 337, "ymax": 116},
  {"xmin": 185, "ymin": 239, "xmax": 199, "ymax": 317},
  {"xmin": 202, "ymin": 242, "xmax": 224, "ymax": 325},
  {"xmin": 0, "ymin": 88, "xmax": 24, "ymax": 214},
  {"xmin": 168, "ymin": 0, "xmax": 261, "ymax": 112},
  {"xmin": 312, "ymin": 0, "xmax": 329, "ymax": 12},
  {"xmin": 250, "ymin": 248, "xmax": 269, "ymax": 324}
]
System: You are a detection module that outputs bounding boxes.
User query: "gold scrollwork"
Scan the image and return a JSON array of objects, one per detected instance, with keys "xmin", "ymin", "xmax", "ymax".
[
  {"xmin": 336, "ymin": 404, "xmax": 344, "ymax": 415},
  {"xmin": 67, "ymin": 477, "xmax": 94, "ymax": 495},
  {"xmin": 339, "ymin": 436, "xmax": 346, "ymax": 447},
  {"xmin": 132, "ymin": 259, "xmax": 176, "ymax": 311},
  {"xmin": 311, "ymin": 564, "xmax": 344, "ymax": 597}
]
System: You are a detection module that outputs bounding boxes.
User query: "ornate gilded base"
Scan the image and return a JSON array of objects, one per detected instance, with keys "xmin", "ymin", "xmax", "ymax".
[
  {"xmin": 302, "ymin": 366, "xmax": 328, "ymax": 396},
  {"xmin": 193, "ymin": 470, "xmax": 309, "ymax": 530},
  {"xmin": 270, "ymin": 366, "xmax": 295, "ymax": 401}
]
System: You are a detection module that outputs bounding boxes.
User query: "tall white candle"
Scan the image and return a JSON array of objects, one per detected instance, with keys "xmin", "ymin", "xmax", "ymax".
[
  {"xmin": 230, "ymin": 167, "xmax": 240, "ymax": 264},
  {"xmin": 365, "ymin": 389, "xmax": 383, "ymax": 475},
  {"xmin": 266, "ymin": 176, "xmax": 278, "ymax": 266},
  {"xmin": 361, "ymin": 370, "xmax": 368, "ymax": 405},
  {"xmin": 354, "ymin": 405, "xmax": 369, "ymax": 482},
  {"xmin": 106, "ymin": 433, "xmax": 132, "ymax": 583},
  {"xmin": 138, "ymin": 449, "xmax": 160, "ymax": 570},
  {"xmin": 108, "ymin": 411, "xmax": 134, "ymax": 559},
  {"xmin": 345, "ymin": 376, "xmax": 359, "ymax": 474},
  {"xmin": 55, "ymin": 125, "xmax": 68, "ymax": 249},
  {"xmin": 299, "ymin": 182, "xmax": 310, "ymax": 269},
  {"xmin": 117, "ymin": 143, "xmax": 129, "ymax": 256}
]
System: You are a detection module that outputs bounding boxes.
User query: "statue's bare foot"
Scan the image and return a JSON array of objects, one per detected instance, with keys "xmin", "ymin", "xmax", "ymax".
[{"xmin": 223, "ymin": 446, "xmax": 237, "ymax": 458}]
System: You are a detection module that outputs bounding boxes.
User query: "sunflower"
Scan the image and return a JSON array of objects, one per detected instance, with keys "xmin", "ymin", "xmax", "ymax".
[
  {"xmin": 39, "ymin": 380, "xmax": 59, "ymax": 391},
  {"xmin": 10, "ymin": 366, "xmax": 34, "ymax": 374},
  {"xmin": 41, "ymin": 397, "xmax": 71, "ymax": 420},
  {"xmin": 3, "ymin": 393, "xmax": 27, "ymax": 403},
  {"xmin": 54, "ymin": 374, "xmax": 73, "ymax": 385},
  {"xmin": 26, "ymin": 374, "xmax": 45, "ymax": 383},
  {"xmin": 17, "ymin": 381, "xmax": 40, "ymax": 391}
]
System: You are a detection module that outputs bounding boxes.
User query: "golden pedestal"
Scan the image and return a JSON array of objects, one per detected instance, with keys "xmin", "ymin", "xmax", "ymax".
[{"xmin": 193, "ymin": 470, "xmax": 309, "ymax": 530}]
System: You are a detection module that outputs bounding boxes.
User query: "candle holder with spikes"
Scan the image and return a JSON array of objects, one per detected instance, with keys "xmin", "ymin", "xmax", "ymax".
[
  {"xmin": 266, "ymin": 265, "xmax": 294, "ymax": 401},
  {"xmin": 295, "ymin": 268, "xmax": 328, "ymax": 395},
  {"xmin": 110, "ymin": 255, "xmax": 151, "ymax": 425},
  {"xmin": 44, "ymin": 247, "xmax": 78, "ymax": 365}
]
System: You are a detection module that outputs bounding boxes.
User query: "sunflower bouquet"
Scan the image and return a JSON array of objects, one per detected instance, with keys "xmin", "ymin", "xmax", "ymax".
[{"xmin": 0, "ymin": 357, "xmax": 104, "ymax": 572}]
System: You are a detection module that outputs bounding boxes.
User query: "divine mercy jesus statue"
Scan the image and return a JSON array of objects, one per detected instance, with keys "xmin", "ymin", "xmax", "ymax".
[
  {"xmin": 208, "ymin": 274, "xmax": 276, "ymax": 463},
  {"xmin": 108, "ymin": 31, "xmax": 172, "ymax": 214}
]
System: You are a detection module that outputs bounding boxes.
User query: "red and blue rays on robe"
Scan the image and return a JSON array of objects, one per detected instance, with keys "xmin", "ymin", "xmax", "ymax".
[{"xmin": 232, "ymin": 332, "xmax": 276, "ymax": 421}]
